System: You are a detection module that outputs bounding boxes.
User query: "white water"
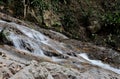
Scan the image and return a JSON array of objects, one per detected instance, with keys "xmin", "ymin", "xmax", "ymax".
[
  {"xmin": 0, "ymin": 20, "xmax": 46, "ymax": 55},
  {"xmin": 0, "ymin": 20, "xmax": 120, "ymax": 75},
  {"xmin": 8, "ymin": 22, "xmax": 49, "ymax": 42},
  {"xmin": 52, "ymin": 56, "xmax": 65, "ymax": 62},
  {"xmin": 9, "ymin": 22, "xmax": 69, "ymax": 55},
  {"xmin": 79, "ymin": 53, "xmax": 120, "ymax": 74}
]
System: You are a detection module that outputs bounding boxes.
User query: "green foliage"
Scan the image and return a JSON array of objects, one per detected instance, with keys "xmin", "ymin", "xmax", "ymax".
[
  {"xmin": 101, "ymin": 0, "xmax": 120, "ymax": 35},
  {"xmin": 103, "ymin": 13, "xmax": 120, "ymax": 24},
  {"xmin": 0, "ymin": 0, "xmax": 14, "ymax": 6},
  {"xmin": 78, "ymin": 0, "xmax": 92, "ymax": 27},
  {"xmin": 0, "ymin": 1, "xmax": 4, "ymax": 5},
  {"xmin": 104, "ymin": 34, "xmax": 116, "ymax": 47},
  {"xmin": 61, "ymin": 11, "xmax": 77, "ymax": 30},
  {"xmin": 52, "ymin": 0, "xmax": 70, "ymax": 4},
  {"xmin": 31, "ymin": 0, "xmax": 49, "ymax": 10},
  {"xmin": 31, "ymin": 0, "xmax": 49, "ymax": 24},
  {"xmin": 14, "ymin": 0, "xmax": 24, "ymax": 16},
  {"xmin": 61, "ymin": 11, "xmax": 81, "ymax": 39},
  {"xmin": 51, "ymin": 0, "xmax": 71, "ymax": 12}
]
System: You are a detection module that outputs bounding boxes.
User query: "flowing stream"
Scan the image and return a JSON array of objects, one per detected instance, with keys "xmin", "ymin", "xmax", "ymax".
[{"xmin": 0, "ymin": 20, "xmax": 120, "ymax": 74}]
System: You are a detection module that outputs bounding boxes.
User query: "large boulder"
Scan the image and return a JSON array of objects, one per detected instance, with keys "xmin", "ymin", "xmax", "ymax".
[{"xmin": 0, "ymin": 22, "xmax": 24, "ymax": 45}]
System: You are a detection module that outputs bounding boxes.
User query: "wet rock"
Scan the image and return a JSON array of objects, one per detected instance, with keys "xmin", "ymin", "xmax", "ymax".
[
  {"xmin": 0, "ymin": 27, "xmax": 13, "ymax": 45},
  {"xmin": 10, "ymin": 61, "xmax": 54, "ymax": 79},
  {"xmin": 41, "ymin": 62, "xmax": 120, "ymax": 79},
  {"xmin": 40, "ymin": 62, "xmax": 81, "ymax": 79},
  {"xmin": 0, "ymin": 19, "xmax": 120, "ymax": 79},
  {"xmin": 41, "ymin": 43, "xmax": 61, "ymax": 57},
  {"xmin": 0, "ymin": 22, "xmax": 26, "ymax": 46},
  {"xmin": 0, "ymin": 67, "xmax": 13, "ymax": 79},
  {"xmin": 62, "ymin": 39, "xmax": 120, "ymax": 68},
  {"xmin": 37, "ymin": 28, "xmax": 69, "ymax": 41},
  {"xmin": 52, "ymin": 73, "xmax": 68, "ymax": 79}
]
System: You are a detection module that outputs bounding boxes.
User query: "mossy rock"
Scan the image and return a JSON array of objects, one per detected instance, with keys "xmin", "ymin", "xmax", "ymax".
[{"xmin": 0, "ymin": 27, "xmax": 13, "ymax": 45}]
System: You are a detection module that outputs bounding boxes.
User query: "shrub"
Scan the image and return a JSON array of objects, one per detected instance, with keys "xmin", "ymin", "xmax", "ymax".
[
  {"xmin": 102, "ymin": 12, "xmax": 120, "ymax": 34},
  {"xmin": 101, "ymin": 0, "xmax": 120, "ymax": 35}
]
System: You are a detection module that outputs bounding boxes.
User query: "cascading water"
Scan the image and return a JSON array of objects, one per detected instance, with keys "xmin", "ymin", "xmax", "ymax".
[
  {"xmin": 79, "ymin": 53, "xmax": 120, "ymax": 74},
  {"xmin": 9, "ymin": 33, "xmax": 44, "ymax": 55},
  {"xmin": 7, "ymin": 22, "xmax": 69, "ymax": 55},
  {"xmin": 0, "ymin": 20, "xmax": 46, "ymax": 56},
  {"xmin": 0, "ymin": 20, "xmax": 120, "ymax": 75}
]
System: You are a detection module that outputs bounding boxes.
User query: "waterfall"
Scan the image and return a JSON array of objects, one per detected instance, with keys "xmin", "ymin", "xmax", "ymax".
[
  {"xmin": 0, "ymin": 20, "xmax": 47, "ymax": 56},
  {"xmin": 7, "ymin": 21, "xmax": 68, "ymax": 55},
  {"xmin": 0, "ymin": 20, "xmax": 120, "ymax": 75}
]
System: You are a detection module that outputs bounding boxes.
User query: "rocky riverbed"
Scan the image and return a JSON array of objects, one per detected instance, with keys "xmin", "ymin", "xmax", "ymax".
[{"xmin": 0, "ymin": 13, "xmax": 120, "ymax": 79}]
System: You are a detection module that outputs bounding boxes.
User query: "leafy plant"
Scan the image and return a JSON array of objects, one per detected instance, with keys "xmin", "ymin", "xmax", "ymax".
[
  {"xmin": 61, "ymin": 11, "xmax": 77, "ymax": 30},
  {"xmin": 101, "ymin": 0, "xmax": 120, "ymax": 35},
  {"xmin": 31, "ymin": 0, "xmax": 49, "ymax": 10},
  {"xmin": 78, "ymin": 0, "xmax": 92, "ymax": 27},
  {"xmin": 31, "ymin": 0, "xmax": 49, "ymax": 24}
]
